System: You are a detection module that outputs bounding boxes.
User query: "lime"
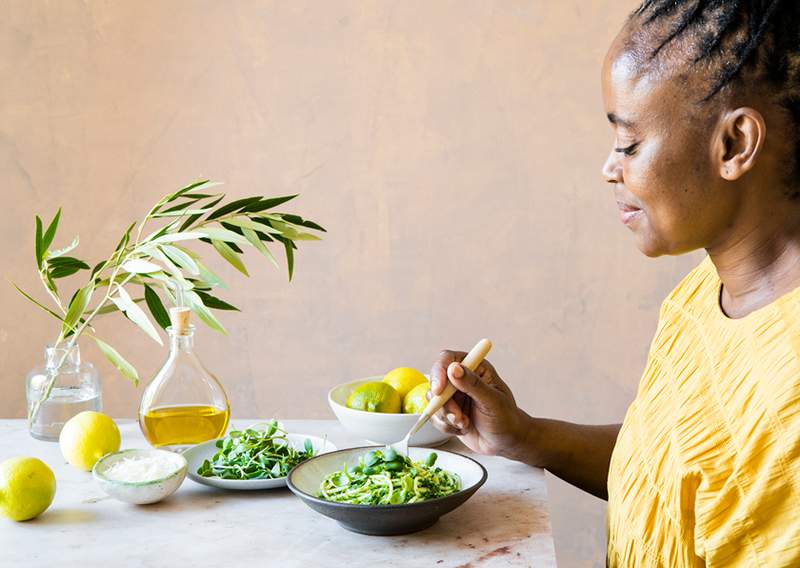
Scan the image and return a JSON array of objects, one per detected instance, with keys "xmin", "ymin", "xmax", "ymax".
[
  {"xmin": 346, "ymin": 382, "xmax": 402, "ymax": 413},
  {"xmin": 0, "ymin": 457, "xmax": 56, "ymax": 521},
  {"xmin": 403, "ymin": 381, "xmax": 431, "ymax": 414},
  {"xmin": 382, "ymin": 367, "xmax": 427, "ymax": 399},
  {"xmin": 59, "ymin": 411, "xmax": 121, "ymax": 471}
]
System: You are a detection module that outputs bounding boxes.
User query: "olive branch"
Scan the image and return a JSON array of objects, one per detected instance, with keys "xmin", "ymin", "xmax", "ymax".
[{"xmin": 14, "ymin": 180, "xmax": 325, "ymax": 424}]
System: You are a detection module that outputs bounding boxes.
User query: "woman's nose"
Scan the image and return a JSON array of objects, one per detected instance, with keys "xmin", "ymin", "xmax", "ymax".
[{"xmin": 602, "ymin": 151, "xmax": 622, "ymax": 185}]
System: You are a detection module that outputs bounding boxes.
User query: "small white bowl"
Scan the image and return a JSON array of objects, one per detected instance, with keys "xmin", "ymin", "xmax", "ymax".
[
  {"xmin": 328, "ymin": 377, "xmax": 452, "ymax": 447},
  {"xmin": 93, "ymin": 449, "xmax": 187, "ymax": 505}
]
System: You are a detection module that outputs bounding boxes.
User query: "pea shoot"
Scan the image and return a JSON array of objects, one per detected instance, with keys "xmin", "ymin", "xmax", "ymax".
[{"xmin": 196, "ymin": 420, "xmax": 315, "ymax": 480}]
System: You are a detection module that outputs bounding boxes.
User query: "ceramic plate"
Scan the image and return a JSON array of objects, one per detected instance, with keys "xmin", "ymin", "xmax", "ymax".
[
  {"xmin": 287, "ymin": 446, "xmax": 487, "ymax": 535},
  {"xmin": 184, "ymin": 433, "xmax": 337, "ymax": 490}
]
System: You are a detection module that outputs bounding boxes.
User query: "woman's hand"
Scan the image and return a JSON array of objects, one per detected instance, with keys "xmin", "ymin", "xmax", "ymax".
[
  {"xmin": 429, "ymin": 350, "xmax": 529, "ymax": 459},
  {"xmin": 429, "ymin": 349, "xmax": 620, "ymax": 499}
]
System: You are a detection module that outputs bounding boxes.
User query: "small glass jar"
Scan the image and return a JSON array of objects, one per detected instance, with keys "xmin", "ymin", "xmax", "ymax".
[
  {"xmin": 139, "ymin": 308, "xmax": 230, "ymax": 451},
  {"xmin": 26, "ymin": 343, "xmax": 102, "ymax": 441}
]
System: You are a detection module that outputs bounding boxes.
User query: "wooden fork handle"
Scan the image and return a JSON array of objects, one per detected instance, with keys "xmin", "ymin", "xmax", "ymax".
[{"xmin": 421, "ymin": 338, "xmax": 493, "ymax": 421}]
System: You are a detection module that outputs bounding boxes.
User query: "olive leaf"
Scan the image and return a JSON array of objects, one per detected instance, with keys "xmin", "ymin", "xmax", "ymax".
[
  {"xmin": 151, "ymin": 231, "xmax": 205, "ymax": 245},
  {"xmin": 35, "ymin": 216, "xmax": 44, "ymax": 269},
  {"xmin": 47, "ymin": 236, "xmax": 80, "ymax": 259},
  {"xmin": 242, "ymin": 227, "xmax": 278, "ymax": 268},
  {"xmin": 195, "ymin": 290, "xmax": 239, "ymax": 311},
  {"xmin": 149, "ymin": 248, "xmax": 191, "ymax": 290},
  {"xmin": 211, "ymin": 239, "xmax": 249, "ymax": 276},
  {"xmin": 144, "ymin": 284, "xmax": 171, "ymax": 330},
  {"xmin": 93, "ymin": 337, "xmax": 139, "ymax": 386},
  {"xmin": 186, "ymin": 290, "xmax": 227, "ymax": 334},
  {"xmin": 224, "ymin": 216, "xmax": 273, "ymax": 233},
  {"xmin": 110, "ymin": 286, "xmax": 163, "ymax": 345},
  {"xmin": 122, "ymin": 258, "xmax": 162, "ymax": 274},
  {"xmin": 60, "ymin": 285, "xmax": 93, "ymax": 339},
  {"xmin": 241, "ymin": 194, "xmax": 298, "ymax": 213},
  {"xmin": 95, "ymin": 296, "xmax": 145, "ymax": 316},
  {"xmin": 160, "ymin": 245, "xmax": 199, "ymax": 275},
  {"xmin": 205, "ymin": 196, "xmax": 263, "ymax": 221},
  {"xmin": 12, "ymin": 282, "xmax": 66, "ymax": 324},
  {"xmin": 199, "ymin": 227, "xmax": 251, "ymax": 245},
  {"xmin": 195, "ymin": 258, "xmax": 227, "ymax": 289},
  {"xmin": 164, "ymin": 179, "xmax": 223, "ymax": 204},
  {"xmin": 48, "ymin": 256, "xmax": 91, "ymax": 279}
]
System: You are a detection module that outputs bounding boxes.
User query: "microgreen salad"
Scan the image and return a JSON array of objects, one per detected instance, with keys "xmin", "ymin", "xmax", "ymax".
[
  {"xmin": 318, "ymin": 448, "xmax": 461, "ymax": 505},
  {"xmin": 196, "ymin": 421, "xmax": 315, "ymax": 480}
]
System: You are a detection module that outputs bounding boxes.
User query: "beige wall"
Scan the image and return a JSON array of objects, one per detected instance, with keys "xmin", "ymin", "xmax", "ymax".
[{"xmin": 1, "ymin": 2, "xmax": 702, "ymax": 566}]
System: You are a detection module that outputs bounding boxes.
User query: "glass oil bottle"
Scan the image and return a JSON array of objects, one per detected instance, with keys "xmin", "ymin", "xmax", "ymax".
[{"xmin": 139, "ymin": 307, "xmax": 230, "ymax": 450}]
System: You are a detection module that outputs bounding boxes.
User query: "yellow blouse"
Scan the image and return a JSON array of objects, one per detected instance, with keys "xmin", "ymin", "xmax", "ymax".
[{"xmin": 607, "ymin": 257, "xmax": 800, "ymax": 567}]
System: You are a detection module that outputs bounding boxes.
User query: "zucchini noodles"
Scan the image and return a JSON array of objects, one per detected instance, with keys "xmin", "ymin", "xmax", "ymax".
[{"xmin": 318, "ymin": 448, "xmax": 461, "ymax": 505}]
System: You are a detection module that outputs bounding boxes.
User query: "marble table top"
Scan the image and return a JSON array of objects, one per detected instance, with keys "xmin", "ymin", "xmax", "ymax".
[{"xmin": 0, "ymin": 419, "xmax": 556, "ymax": 567}]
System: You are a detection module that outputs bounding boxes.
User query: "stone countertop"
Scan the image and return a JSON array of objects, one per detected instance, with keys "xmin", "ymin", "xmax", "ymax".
[{"xmin": 0, "ymin": 419, "xmax": 556, "ymax": 568}]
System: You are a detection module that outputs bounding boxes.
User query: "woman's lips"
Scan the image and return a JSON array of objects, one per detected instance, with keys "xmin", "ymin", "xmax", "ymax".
[{"xmin": 617, "ymin": 202, "xmax": 643, "ymax": 225}]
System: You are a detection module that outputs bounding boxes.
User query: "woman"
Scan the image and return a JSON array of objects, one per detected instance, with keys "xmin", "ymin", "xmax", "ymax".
[{"xmin": 430, "ymin": 2, "xmax": 800, "ymax": 566}]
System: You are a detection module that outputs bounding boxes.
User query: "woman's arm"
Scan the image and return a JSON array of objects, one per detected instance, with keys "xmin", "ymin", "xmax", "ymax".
[
  {"xmin": 512, "ymin": 416, "xmax": 620, "ymax": 500},
  {"xmin": 429, "ymin": 350, "xmax": 620, "ymax": 500}
]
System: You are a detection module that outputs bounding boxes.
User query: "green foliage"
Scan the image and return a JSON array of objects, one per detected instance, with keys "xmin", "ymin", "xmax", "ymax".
[
  {"xmin": 196, "ymin": 420, "xmax": 315, "ymax": 480},
  {"xmin": 16, "ymin": 180, "xmax": 324, "ymax": 421}
]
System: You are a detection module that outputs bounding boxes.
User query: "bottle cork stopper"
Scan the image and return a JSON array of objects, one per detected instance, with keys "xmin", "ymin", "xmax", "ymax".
[{"xmin": 169, "ymin": 307, "xmax": 191, "ymax": 334}]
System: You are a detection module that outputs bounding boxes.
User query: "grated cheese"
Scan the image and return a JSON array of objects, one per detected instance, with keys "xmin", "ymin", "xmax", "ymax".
[{"xmin": 104, "ymin": 455, "xmax": 180, "ymax": 482}]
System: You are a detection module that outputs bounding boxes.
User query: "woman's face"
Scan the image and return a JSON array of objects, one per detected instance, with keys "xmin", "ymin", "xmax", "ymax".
[{"xmin": 601, "ymin": 46, "xmax": 739, "ymax": 257}]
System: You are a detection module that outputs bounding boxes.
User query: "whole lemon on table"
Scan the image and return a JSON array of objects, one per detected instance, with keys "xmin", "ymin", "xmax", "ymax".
[
  {"xmin": 346, "ymin": 382, "xmax": 402, "ymax": 413},
  {"xmin": 382, "ymin": 367, "xmax": 427, "ymax": 399},
  {"xmin": 403, "ymin": 381, "xmax": 431, "ymax": 414},
  {"xmin": 0, "ymin": 457, "xmax": 56, "ymax": 521},
  {"xmin": 59, "ymin": 411, "xmax": 121, "ymax": 471}
]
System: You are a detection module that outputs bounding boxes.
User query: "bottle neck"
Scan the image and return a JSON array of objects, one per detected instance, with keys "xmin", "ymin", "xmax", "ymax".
[
  {"xmin": 45, "ymin": 344, "xmax": 81, "ymax": 371},
  {"xmin": 168, "ymin": 329, "xmax": 195, "ymax": 352}
]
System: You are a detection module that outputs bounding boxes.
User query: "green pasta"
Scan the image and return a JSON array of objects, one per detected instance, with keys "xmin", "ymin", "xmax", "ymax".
[{"xmin": 318, "ymin": 448, "xmax": 461, "ymax": 505}]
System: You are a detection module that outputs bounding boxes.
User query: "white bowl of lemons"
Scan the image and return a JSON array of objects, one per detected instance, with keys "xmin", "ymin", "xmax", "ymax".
[{"xmin": 328, "ymin": 368, "xmax": 452, "ymax": 447}]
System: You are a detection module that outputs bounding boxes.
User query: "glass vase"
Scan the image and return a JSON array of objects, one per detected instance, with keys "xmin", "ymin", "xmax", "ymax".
[
  {"xmin": 26, "ymin": 343, "xmax": 102, "ymax": 441},
  {"xmin": 138, "ymin": 308, "xmax": 230, "ymax": 451}
]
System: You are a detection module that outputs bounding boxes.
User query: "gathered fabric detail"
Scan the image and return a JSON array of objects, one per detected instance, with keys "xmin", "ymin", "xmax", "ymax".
[{"xmin": 607, "ymin": 257, "xmax": 800, "ymax": 567}]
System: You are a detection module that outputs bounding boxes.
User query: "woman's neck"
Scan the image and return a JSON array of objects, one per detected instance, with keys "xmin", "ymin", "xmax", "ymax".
[{"xmin": 708, "ymin": 209, "xmax": 800, "ymax": 319}]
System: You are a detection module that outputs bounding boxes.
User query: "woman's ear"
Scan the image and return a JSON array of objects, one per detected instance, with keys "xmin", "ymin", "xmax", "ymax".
[{"xmin": 714, "ymin": 107, "xmax": 766, "ymax": 181}]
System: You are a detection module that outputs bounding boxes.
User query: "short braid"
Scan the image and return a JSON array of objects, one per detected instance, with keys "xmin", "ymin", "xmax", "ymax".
[{"xmin": 630, "ymin": 0, "xmax": 800, "ymax": 192}]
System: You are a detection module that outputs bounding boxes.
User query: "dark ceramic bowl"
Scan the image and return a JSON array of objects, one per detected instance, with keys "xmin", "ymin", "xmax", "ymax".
[{"xmin": 286, "ymin": 446, "xmax": 487, "ymax": 535}]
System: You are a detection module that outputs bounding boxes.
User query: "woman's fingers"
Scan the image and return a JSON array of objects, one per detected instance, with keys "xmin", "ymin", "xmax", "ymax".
[
  {"xmin": 475, "ymin": 360, "xmax": 514, "ymax": 400},
  {"xmin": 430, "ymin": 412, "xmax": 462, "ymax": 435},
  {"xmin": 430, "ymin": 350, "xmax": 467, "ymax": 395},
  {"xmin": 431, "ymin": 405, "xmax": 471, "ymax": 435},
  {"xmin": 442, "ymin": 398, "xmax": 466, "ymax": 427},
  {"xmin": 447, "ymin": 362, "xmax": 502, "ymax": 408}
]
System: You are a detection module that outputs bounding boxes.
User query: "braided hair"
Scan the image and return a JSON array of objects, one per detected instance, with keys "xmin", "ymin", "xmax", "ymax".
[{"xmin": 628, "ymin": 0, "xmax": 800, "ymax": 192}]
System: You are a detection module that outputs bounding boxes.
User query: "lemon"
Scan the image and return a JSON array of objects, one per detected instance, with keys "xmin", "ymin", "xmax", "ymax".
[
  {"xmin": 382, "ymin": 367, "xmax": 427, "ymax": 400},
  {"xmin": 403, "ymin": 381, "xmax": 431, "ymax": 414},
  {"xmin": 346, "ymin": 382, "xmax": 402, "ymax": 413},
  {"xmin": 59, "ymin": 411, "xmax": 121, "ymax": 471},
  {"xmin": 0, "ymin": 457, "xmax": 56, "ymax": 521}
]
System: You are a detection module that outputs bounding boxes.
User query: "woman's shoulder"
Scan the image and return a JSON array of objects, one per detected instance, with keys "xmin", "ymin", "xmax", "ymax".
[{"xmin": 658, "ymin": 256, "xmax": 718, "ymax": 319}]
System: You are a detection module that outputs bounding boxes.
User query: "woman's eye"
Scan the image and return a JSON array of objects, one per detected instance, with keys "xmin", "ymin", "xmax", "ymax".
[{"xmin": 614, "ymin": 143, "xmax": 639, "ymax": 157}]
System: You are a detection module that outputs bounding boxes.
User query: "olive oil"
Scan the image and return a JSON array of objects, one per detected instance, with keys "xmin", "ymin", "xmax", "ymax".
[
  {"xmin": 141, "ymin": 405, "xmax": 230, "ymax": 448},
  {"xmin": 138, "ymin": 307, "xmax": 231, "ymax": 451}
]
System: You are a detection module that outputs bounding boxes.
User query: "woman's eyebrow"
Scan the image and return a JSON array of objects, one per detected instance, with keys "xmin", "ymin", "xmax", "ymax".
[{"xmin": 607, "ymin": 112, "xmax": 635, "ymax": 129}]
